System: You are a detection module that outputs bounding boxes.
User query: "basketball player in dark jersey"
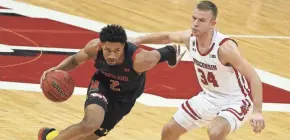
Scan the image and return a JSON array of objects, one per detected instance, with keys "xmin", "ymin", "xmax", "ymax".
[{"xmin": 38, "ymin": 24, "xmax": 185, "ymax": 140}]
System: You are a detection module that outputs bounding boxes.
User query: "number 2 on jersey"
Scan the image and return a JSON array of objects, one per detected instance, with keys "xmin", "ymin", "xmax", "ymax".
[
  {"xmin": 197, "ymin": 68, "xmax": 219, "ymax": 87},
  {"xmin": 110, "ymin": 80, "xmax": 120, "ymax": 91}
]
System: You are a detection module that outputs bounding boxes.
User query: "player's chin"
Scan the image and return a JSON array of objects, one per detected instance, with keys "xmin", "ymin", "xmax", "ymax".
[
  {"xmin": 191, "ymin": 32, "xmax": 199, "ymax": 37},
  {"xmin": 107, "ymin": 61, "xmax": 116, "ymax": 65}
]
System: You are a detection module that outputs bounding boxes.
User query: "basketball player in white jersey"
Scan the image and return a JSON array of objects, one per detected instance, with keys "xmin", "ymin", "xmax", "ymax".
[{"xmin": 130, "ymin": 1, "xmax": 265, "ymax": 140}]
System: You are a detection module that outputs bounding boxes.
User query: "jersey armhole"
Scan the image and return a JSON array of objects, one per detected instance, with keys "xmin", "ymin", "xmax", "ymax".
[
  {"xmin": 132, "ymin": 48, "xmax": 143, "ymax": 61},
  {"xmin": 131, "ymin": 48, "xmax": 143, "ymax": 75},
  {"xmin": 218, "ymin": 38, "xmax": 238, "ymax": 67},
  {"xmin": 219, "ymin": 38, "xmax": 238, "ymax": 46}
]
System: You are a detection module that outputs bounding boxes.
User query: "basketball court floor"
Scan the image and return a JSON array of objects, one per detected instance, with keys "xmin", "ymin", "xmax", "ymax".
[{"xmin": 0, "ymin": 0, "xmax": 290, "ymax": 139}]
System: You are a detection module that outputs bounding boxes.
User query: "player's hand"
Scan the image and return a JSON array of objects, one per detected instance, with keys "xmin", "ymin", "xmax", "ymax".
[
  {"xmin": 250, "ymin": 111, "xmax": 265, "ymax": 133},
  {"xmin": 168, "ymin": 44, "xmax": 186, "ymax": 68},
  {"xmin": 40, "ymin": 67, "xmax": 56, "ymax": 85}
]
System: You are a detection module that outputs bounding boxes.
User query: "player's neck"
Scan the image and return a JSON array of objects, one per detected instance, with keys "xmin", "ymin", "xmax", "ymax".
[{"xmin": 196, "ymin": 29, "xmax": 214, "ymax": 49}]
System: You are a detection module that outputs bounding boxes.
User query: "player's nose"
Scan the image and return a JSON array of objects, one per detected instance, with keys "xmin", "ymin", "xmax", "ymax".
[{"xmin": 108, "ymin": 54, "xmax": 116, "ymax": 59}]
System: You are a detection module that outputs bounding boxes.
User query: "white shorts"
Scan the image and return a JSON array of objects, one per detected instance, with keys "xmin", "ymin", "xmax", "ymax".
[{"xmin": 173, "ymin": 91, "xmax": 253, "ymax": 132}]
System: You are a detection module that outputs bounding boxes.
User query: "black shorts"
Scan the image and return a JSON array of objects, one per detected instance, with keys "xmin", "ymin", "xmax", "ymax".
[{"xmin": 84, "ymin": 80, "xmax": 136, "ymax": 137}]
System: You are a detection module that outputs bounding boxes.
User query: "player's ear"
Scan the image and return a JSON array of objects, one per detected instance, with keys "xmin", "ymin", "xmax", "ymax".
[
  {"xmin": 210, "ymin": 20, "xmax": 216, "ymax": 29},
  {"xmin": 210, "ymin": 18, "xmax": 217, "ymax": 29}
]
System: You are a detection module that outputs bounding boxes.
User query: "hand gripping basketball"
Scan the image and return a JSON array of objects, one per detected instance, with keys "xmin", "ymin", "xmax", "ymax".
[
  {"xmin": 40, "ymin": 67, "xmax": 56, "ymax": 85},
  {"xmin": 40, "ymin": 68, "xmax": 75, "ymax": 102}
]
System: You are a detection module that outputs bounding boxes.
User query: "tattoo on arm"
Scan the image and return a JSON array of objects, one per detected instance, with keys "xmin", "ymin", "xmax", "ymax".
[
  {"xmin": 71, "ymin": 54, "xmax": 78, "ymax": 67},
  {"xmin": 56, "ymin": 54, "xmax": 79, "ymax": 71}
]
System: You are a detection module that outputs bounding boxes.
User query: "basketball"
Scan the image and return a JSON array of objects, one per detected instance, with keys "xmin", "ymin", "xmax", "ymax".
[{"xmin": 41, "ymin": 70, "xmax": 75, "ymax": 102}]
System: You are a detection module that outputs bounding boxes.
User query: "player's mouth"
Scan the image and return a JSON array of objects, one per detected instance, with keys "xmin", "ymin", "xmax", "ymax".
[
  {"xmin": 107, "ymin": 59, "xmax": 116, "ymax": 64},
  {"xmin": 192, "ymin": 29, "xmax": 198, "ymax": 32}
]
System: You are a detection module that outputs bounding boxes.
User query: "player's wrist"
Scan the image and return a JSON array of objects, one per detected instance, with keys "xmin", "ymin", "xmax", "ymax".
[
  {"xmin": 52, "ymin": 66, "xmax": 64, "ymax": 71},
  {"xmin": 156, "ymin": 45, "xmax": 176, "ymax": 65},
  {"xmin": 50, "ymin": 67, "xmax": 58, "ymax": 71},
  {"xmin": 253, "ymin": 106, "xmax": 262, "ymax": 113}
]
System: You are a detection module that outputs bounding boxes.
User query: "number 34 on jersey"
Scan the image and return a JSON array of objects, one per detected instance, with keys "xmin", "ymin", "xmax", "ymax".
[{"xmin": 197, "ymin": 68, "xmax": 219, "ymax": 87}]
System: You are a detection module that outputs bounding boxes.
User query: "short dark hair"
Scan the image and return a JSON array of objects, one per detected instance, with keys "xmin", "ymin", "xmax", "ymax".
[
  {"xmin": 197, "ymin": 0, "xmax": 218, "ymax": 19},
  {"xmin": 99, "ymin": 24, "xmax": 127, "ymax": 44}
]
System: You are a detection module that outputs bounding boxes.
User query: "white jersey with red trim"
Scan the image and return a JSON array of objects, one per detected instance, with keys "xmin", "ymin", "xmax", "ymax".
[{"xmin": 189, "ymin": 30, "xmax": 250, "ymax": 101}]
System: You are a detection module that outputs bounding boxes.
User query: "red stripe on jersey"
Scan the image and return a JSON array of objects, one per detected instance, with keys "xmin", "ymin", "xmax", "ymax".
[
  {"xmin": 220, "ymin": 99, "xmax": 251, "ymax": 121},
  {"xmin": 219, "ymin": 38, "xmax": 238, "ymax": 46},
  {"xmin": 245, "ymin": 78, "xmax": 253, "ymax": 99},
  {"xmin": 132, "ymin": 48, "xmax": 143, "ymax": 61},
  {"xmin": 226, "ymin": 108, "xmax": 245, "ymax": 121},
  {"xmin": 185, "ymin": 101, "xmax": 201, "ymax": 119},
  {"xmin": 233, "ymin": 68, "xmax": 248, "ymax": 97},
  {"xmin": 182, "ymin": 103, "xmax": 197, "ymax": 120},
  {"xmin": 245, "ymin": 98, "xmax": 252, "ymax": 108},
  {"xmin": 227, "ymin": 99, "xmax": 251, "ymax": 121},
  {"xmin": 196, "ymin": 41, "xmax": 215, "ymax": 56}
]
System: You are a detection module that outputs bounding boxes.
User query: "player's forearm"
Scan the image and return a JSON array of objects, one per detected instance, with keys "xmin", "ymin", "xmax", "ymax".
[
  {"xmin": 133, "ymin": 46, "xmax": 177, "ymax": 72},
  {"xmin": 55, "ymin": 54, "xmax": 80, "ymax": 71},
  {"xmin": 249, "ymin": 76, "xmax": 263, "ymax": 113},
  {"xmin": 134, "ymin": 50, "xmax": 161, "ymax": 72},
  {"xmin": 143, "ymin": 50, "xmax": 161, "ymax": 68},
  {"xmin": 133, "ymin": 33, "xmax": 172, "ymax": 45}
]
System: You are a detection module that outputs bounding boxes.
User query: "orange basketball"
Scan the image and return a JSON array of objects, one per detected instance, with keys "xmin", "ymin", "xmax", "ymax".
[{"xmin": 41, "ymin": 70, "xmax": 74, "ymax": 102}]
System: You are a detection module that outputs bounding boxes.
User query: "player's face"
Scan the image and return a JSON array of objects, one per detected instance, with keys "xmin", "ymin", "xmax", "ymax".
[
  {"xmin": 102, "ymin": 42, "xmax": 125, "ymax": 65},
  {"xmin": 191, "ymin": 8, "xmax": 216, "ymax": 37}
]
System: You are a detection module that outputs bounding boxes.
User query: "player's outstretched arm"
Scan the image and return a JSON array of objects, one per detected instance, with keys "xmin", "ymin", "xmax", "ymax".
[
  {"xmin": 219, "ymin": 39, "xmax": 265, "ymax": 133},
  {"xmin": 129, "ymin": 30, "xmax": 191, "ymax": 49},
  {"xmin": 54, "ymin": 39, "xmax": 101, "ymax": 71},
  {"xmin": 132, "ymin": 45, "xmax": 185, "ymax": 73},
  {"xmin": 40, "ymin": 39, "xmax": 101, "ymax": 83}
]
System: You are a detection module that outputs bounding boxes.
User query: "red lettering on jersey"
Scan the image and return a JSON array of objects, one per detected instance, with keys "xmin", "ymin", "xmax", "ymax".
[
  {"xmin": 110, "ymin": 80, "xmax": 120, "ymax": 91},
  {"xmin": 193, "ymin": 58, "xmax": 217, "ymax": 71},
  {"xmin": 100, "ymin": 71, "xmax": 129, "ymax": 82},
  {"xmin": 207, "ymin": 71, "xmax": 219, "ymax": 87},
  {"xmin": 198, "ymin": 68, "xmax": 208, "ymax": 85},
  {"xmin": 197, "ymin": 68, "xmax": 219, "ymax": 87}
]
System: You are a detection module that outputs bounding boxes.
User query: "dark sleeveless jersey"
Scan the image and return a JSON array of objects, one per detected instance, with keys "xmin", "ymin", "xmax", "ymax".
[{"xmin": 92, "ymin": 42, "xmax": 146, "ymax": 100}]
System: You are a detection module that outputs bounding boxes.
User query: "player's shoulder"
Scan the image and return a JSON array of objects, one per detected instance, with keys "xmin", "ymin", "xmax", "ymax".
[
  {"xmin": 82, "ymin": 39, "xmax": 102, "ymax": 58},
  {"xmin": 126, "ymin": 41, "xmax": 142, "ymax": 55},
  {"xmin": 211, "ymin": 30, "xmax": 239, "ymax": 56},
  {"xmin": 213, "ymin": 31, "xmax": 237, "ymax": 48},
  {"xmin": 217, "ymin": 39, "xmax": 240, "ymax": 60},
  {"xmin": 85, "ymin": 39, "xmax": 102, "ymax": 52},
  {"xmin": 87, "ymin": 39, "xmax": 101, "ymax": 48},
  {"xmin": 126, "ymin": 41, "xmax": 138, "ymax": 48}
]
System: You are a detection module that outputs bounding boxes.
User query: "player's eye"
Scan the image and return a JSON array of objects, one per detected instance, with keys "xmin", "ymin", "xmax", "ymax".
[{"xmin": 105, "ymin": 49, "xmax": 111, "ymax": 52}]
